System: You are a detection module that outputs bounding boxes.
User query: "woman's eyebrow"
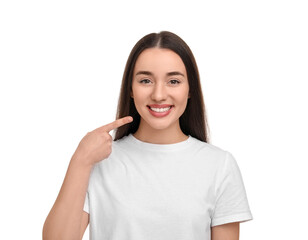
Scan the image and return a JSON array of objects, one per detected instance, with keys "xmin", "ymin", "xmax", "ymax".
[
  {"xmin": 166, "ymin": 71, "xmax": 185, "ymax": 77},
  {"xmin": 135, "ymin": 71, "xmax": 153, "ymax": 76},
  {"xmin": 135, "ymin": 71, "xmax": 185, "ymax": 77}
]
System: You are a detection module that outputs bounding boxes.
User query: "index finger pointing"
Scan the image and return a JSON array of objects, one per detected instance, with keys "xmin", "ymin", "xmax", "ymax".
[{"xmin": 99, "ymin": 116, "xmax": 133, "ymax": 133}]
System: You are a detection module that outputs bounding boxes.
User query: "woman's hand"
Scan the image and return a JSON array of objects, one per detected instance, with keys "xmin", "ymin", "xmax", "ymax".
[
  {"xmin": 43, "ymin": 117, "xmax": 133, "ymax": 240},
  {"xmin": 72, "ymin": 116, "xmax": 133, "ymax": 166}
]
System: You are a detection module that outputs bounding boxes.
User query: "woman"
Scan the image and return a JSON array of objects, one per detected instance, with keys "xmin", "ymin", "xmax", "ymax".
[{"xmin": 43, "ymin": 31, "xmax": 253, "ymax": 240}]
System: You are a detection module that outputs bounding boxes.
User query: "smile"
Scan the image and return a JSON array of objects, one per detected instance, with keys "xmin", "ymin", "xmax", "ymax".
[
  {"xmin": 147, "ymin": 106, "xmax": 173, "ymax": 118},
  {"xmin": 149, "ymin": 106, "xmax": 172, "ymax": 112}
]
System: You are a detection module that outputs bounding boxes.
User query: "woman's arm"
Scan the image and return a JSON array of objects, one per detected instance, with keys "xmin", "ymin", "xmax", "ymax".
[
  {"xmin": 42, "ymin": 116, "xmax": 133, "ymax": 240},
  {"xmin": 211, "ymin": 222, "xmax": 240, "ymax": 240},
  {"xmin": 42, "ymin": 157, "xmax": 92, "ymax": 240}
]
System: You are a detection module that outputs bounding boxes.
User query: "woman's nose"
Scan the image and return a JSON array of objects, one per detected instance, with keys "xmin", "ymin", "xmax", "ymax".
[{"xmin": 151, "ymin": 82, "xmax": 167, "ymax": 102}]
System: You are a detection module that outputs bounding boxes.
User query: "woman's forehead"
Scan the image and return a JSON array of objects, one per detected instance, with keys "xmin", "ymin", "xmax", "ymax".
[{"xmin": 134, "ymin": 48, "xmax": 186, "ymax": 75}]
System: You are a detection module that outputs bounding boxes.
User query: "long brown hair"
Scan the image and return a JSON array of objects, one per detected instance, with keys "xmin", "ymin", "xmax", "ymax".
[{"xmin": 113, "ymin": 31, "xmax": 210, "ymax": 143}]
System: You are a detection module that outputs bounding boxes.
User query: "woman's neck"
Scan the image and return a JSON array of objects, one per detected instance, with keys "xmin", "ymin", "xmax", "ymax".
[{"xmin": 133, "ymin": 128, "xmax": 188, "ymax": 144}]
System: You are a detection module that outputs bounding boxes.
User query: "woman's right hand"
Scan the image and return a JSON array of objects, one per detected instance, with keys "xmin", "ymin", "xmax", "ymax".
[{"xmin": 71, "ymin": 116, "xmax": 133, "ymax": 167}]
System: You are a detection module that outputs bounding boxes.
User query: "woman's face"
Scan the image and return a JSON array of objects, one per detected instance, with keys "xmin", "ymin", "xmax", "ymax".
[{"xmin": 131, "ymin": 48, "xmax": 190, "ymax": 131}]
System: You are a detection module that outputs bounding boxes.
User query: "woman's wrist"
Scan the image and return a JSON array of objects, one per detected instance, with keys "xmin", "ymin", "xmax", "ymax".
[{"xmin": 70, "ymin": 153, "xmax": 95, "ymax": 170}]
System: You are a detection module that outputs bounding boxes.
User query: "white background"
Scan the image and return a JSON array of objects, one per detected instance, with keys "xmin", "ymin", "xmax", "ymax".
[{"xmin": 1, "ymin": 0, "xmax": 307, "ymax": 239}]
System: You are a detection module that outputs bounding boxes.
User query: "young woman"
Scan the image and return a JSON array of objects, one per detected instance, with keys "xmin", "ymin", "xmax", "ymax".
[{"xmin": 43, "ymin": 31, "xmax": 253, "ymax": 240}]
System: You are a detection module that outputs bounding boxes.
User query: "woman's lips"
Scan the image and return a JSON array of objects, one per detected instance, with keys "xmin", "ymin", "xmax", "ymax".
[
  {"xmin": 147, "ymin": 105, "xmax": 173, "ymax": 118},
  {"xmin": 147, "ymin": 104, "xmax": 173, "ymax": 108}
]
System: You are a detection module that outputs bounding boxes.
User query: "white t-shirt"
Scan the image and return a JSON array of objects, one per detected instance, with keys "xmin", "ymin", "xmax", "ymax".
[{"xmin": 83, "ymin": 133, "xmax": 253, "ymax": 240}]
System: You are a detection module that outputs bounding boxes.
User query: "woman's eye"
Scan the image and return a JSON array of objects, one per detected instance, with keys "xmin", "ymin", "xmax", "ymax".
[
  {"xmin": 140, "ymin": 79, "xmax": 151, "ymax": 84},
  {"xmin": 170, "ymin": 79, "xmax": 180, "ymax": 84}
]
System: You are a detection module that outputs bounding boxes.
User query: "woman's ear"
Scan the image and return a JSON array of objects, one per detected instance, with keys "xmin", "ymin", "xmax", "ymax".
[{"xmin": 130, "ymin": 91, "xmax": 134, "ymax": 98}]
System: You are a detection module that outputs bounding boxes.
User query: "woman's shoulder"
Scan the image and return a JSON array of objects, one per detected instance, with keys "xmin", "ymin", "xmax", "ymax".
[
  {"xmin": 189, "ymin": 137, "xmax": 238, "ymax": 169},
  {"xmin": 189, "ymin": 136, "xmax": 227, "ymax": 155},
  {"xmin": 112, "ymin": 134, "xmax": 131, "ymax": 147}
]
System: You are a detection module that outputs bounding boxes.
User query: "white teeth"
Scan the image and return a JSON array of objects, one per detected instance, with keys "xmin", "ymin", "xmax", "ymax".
[{"xmin": 150, "ymin": 107, "xmax": 171, "ymax": 112}]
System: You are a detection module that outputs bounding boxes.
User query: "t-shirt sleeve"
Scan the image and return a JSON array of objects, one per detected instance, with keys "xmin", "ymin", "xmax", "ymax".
[
  {"xmin": 83, "ymin": 191, "xmax": 89, "ymax": 214},
  {"xmin": 211, "ymin": 151, "xmax": 253, "ymax": 227}
]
